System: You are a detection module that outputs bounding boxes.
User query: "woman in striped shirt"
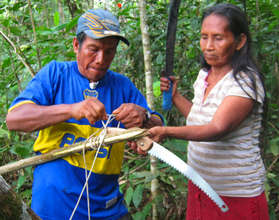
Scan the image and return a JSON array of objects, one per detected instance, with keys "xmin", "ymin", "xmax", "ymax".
[{"xmin": 148, "ymin": 3, "xmax": 269, "ymax": 220}]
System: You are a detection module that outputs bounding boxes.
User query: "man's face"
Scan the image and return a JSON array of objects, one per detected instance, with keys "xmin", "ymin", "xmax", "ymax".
[{"xmin": 73, "ymin": 36, "xmax": 119, "ymax": 82}]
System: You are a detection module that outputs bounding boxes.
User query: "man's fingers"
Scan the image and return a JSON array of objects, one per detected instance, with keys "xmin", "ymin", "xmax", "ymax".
[
  {"xmin": 128, "ymin": 141, "xmax": 136, "ymax": 151},
  {"xmin": 137, "ymin": 146, "xmax": 147, "ymax": 155},
  {"xmin": 128, "ymin": 141, "xmax": 147, "ymax": 155}
]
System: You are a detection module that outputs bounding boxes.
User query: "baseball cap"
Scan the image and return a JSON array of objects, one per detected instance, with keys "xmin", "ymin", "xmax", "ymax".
[{"xmin": 76, "ymin": 8, "xmax": 129, "ymax": 46}]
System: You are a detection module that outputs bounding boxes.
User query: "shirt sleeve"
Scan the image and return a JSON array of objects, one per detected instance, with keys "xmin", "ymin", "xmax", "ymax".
[
  {"xmin": 9, "ymin": 61, "xmax": 58, "ymax": 111},
  {"xmin": 226, "ymin": 71, "xmax": 265, "ymax": 104}
]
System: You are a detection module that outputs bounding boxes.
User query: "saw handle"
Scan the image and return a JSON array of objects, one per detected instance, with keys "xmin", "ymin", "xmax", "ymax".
[
  {"xmin": 136, "ymin": 136, "xmax": 153, "ymax": 152},
  {"xmin": 162, "ymin": 80, "xmax": 173, "ymax": 111}
]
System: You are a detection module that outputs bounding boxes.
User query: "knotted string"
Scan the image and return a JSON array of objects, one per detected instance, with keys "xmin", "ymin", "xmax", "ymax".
[{"xmin": 69, "ymin": 114, "xmax": 118, "ymax": 220}]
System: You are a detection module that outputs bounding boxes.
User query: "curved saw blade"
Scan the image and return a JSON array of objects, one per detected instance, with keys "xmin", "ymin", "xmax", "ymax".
[{"xmin": 149, "ymin": 141, "xmax": 229, "ymax": 212}]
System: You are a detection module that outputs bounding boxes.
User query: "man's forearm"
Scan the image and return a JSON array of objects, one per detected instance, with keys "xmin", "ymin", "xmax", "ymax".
[{"xmin": 6, "ymin": 103, "xmax": 73, "ymax": 132}]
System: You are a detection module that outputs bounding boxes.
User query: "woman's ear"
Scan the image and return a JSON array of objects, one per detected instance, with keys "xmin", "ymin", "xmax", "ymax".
[{"xmin": 236, "ymin": 33, "xmax": 247, "ymax": 51}]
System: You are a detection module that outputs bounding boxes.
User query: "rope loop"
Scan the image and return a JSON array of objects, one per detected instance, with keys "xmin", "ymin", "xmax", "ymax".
[{"xmin": 69, "ymin": 114, "xmax": 117, "ymax": 220}]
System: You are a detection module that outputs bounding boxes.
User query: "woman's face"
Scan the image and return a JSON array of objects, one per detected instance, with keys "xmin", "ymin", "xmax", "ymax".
[{"xmin": 200, "ymin": 14, "xmax": 239, "ymax": 69}]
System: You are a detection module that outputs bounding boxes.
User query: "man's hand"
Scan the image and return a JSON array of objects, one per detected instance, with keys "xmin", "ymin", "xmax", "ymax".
[
  {"xmin": 112, "ymin": 103, "xmax": 146, "ymax": 128},
  {"xmin": 127, "ymin": 141, "xmax": 147, "ymax": 155},
  {"xmin": 71, "ymin": 98, "xmax": 107, "ymax": 124}
]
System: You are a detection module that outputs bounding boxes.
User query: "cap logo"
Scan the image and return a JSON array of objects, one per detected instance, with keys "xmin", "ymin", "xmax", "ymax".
[
  {"xmin": 104, "ymin": 30, "xmax": 120, "ymax": 35},
  {"xmin": 77, "ymin": 9, "xmax": 129, "ymax": 46},
  {"xmin": 82, "ymin": 12, "xmax": 116, "ymax": 37}
]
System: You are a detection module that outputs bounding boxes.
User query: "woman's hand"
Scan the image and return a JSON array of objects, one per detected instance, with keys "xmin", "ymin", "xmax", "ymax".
[
  {"xmin": 148, "ymin": 126, "xmax": 167, "ymax": 143},
  {"xmin": 160, "ymin": 76, "xmax": 178, "ymax": 98}
]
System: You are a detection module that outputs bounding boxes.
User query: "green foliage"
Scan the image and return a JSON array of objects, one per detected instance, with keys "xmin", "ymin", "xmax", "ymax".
[
  {"xmin": 1, "ymin": 0, "xmax": 279, "ymax": 219},
  {"xmin": 152, "ymin": 81, "xmax": 161, "ymax": 97}
]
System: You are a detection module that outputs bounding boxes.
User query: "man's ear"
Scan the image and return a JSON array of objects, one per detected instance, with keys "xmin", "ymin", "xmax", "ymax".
[
  {"xmin": 73, "ymin": 37, "xmax": 79, "ymax": 53},
  {"xmin": 236, "ymin": 33, "xmax": 247, "ymax": 51}
]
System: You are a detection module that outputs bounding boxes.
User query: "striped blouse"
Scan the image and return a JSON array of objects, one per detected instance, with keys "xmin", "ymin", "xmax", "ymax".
[{"xmin": 186, "ymin": 68, "xmax": 266, "ymax": 197}]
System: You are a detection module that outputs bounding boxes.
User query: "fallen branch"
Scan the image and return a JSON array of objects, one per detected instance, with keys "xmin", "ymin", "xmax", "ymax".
[{"xmin": 0, "ymin": 127, "xmax": 147, "ymax": 175}]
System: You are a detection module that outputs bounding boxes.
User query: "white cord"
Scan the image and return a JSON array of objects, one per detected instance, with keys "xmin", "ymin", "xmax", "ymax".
[{"xmin": 69, "ymin": 114, "xmax": 116, "ymax": 220}]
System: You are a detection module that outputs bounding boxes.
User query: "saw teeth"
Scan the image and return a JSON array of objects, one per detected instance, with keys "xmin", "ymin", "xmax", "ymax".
[{"xmin": 148, "ymin": 147, "xmax": 229, "ymax": 212}]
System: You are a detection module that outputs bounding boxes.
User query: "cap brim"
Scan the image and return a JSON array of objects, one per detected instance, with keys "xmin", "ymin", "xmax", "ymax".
[{"xmin": 84, "ymin": 30, "xmax": 129, "ymax": 46}]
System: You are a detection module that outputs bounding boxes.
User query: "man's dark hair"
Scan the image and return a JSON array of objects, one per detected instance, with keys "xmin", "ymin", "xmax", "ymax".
[
  {"xmin": 200, "ymin": 3, "xmax": 265, "ymax": 101},
  {"xmin": 76, "ymin": 32, "xmax": 87, "ymax": 50}
]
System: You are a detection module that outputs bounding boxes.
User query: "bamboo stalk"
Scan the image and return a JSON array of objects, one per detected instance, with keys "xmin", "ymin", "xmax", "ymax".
[{"xmin": 0, "ymin": 128, "xmax": 147, "ymax": 175}]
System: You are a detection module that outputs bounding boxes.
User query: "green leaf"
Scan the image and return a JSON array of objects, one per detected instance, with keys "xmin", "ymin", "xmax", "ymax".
[
  {"xmin": 10, "ymin": 146, "xmax": 30, "ymax": 157},
  {"xmin": 153, "ymin": 81, "xmax": 161, "ymax": 97},
  {"xmin": 66, "ymin": 16, "xmax": 79, "ymax": 32},
  {"xmin": 0, "ymin": 146, "xmax": 8, "ymax": 153},
  {"xmin": 133, "ymin": 171, "xmax": 151, "ymax": 179},
  {"xmin": 271, "ymin": 177, "xmax": 279, "ymax": 188},
  {"xmin": 2, "ymin": 58, "xmax": 11, "ymax": 68},
  {"xmin": 132, "ymin": 202, "xmax": 152, "ymax": 220},
  {"xmin": 141, "ymin": 202, "xmax": 152, "ymax": 217},
  {"xmin": 132, "ymin": 212, "xmax": 144, "ymax": 220},
  {"xmin": 272, "ymin": 9, "xmax": 279, "ymax": 18},
  {"xmin": 124, "ymin": 186, "xmax": 134, "ymax": 206},
  {"xmin": 51, "ymin": 23, "xmax": 67, "ymax": 32},
  {"xmin": 53, "ymin": 11, "xmax": 60, "ymax": 26},
  {"xmin": 16, "ymin": 175, "xmax": 26, "ymax": 190},
  {"xmin": 132, "ymin": 184, "xmax": 144, "ymax": 208},
  {"xmin": 267, "ymin": 172, "xmax": 276, "ymax": 179},
  {"xmin": 270, "ymin": 137, "xmax": 279, "ymax": 156},
  {"xmin": 0, "ymin": 127, "xmax": 9, "ymax": 138},
  {"xmin": 155, "ymin": 53, "xmax": 164, "ymax": 65},
  {"xmin": 9, "ymin": 26, "xmax": 21, "ymax": 35}
]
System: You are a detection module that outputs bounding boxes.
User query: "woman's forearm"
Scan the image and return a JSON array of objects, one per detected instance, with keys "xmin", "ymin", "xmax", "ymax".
[{"xmin": 172, "ymin": 92, "xmax": 192, "ymax": 118}]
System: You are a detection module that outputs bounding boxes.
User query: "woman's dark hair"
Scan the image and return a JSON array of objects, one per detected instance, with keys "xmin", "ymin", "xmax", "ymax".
[
  {"xmin": 201, "ymin": 3, "xmax": 267, "ymax": 149},
  {"xmin": 200, "ymin": 3, "xmax": 265, "ymax": 101}
]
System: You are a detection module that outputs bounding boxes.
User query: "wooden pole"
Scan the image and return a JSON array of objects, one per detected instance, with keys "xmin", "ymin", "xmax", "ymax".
[{"xmin": 0, "ymin": 127, "xmax": 147, "ymax": 175}]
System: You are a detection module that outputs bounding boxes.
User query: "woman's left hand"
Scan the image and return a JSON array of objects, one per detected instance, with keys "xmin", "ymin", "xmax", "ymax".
[{"xmin": 148, "ymin": 126, "xmax": 166, "ymax": 143}]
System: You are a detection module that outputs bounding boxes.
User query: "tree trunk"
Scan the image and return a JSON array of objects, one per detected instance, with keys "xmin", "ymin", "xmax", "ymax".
[
  {"xmin": 28, "ymin": 0, "xmax": 41, "ymax": 70},
  {"xmin": 66, "ymin": 0, "xmax": 81, "ymax": 18},
  {"xmin": 138, "ymin": 0, "xmax": 158, "ymax": 219},
  {"xmin": 58, "ymin": 0, "xmax": 65, "ymax": 24},
  {"xmin": 0, "ymin": 175, "xmax": 41, "ymax": 220},
  {"xmin": 275, "ymin": 61, "xmax": 279, "ymax": 106}
]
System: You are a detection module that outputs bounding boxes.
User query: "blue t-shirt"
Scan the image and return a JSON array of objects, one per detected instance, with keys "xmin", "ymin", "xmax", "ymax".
[{"xmin": 9, "ymin": 60, "xmax": 162, "ymax": 220}]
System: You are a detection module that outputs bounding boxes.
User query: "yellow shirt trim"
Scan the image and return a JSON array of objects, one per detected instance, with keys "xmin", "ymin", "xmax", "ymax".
[{"xmin": 8, "ymin": 101, "xmax": 35, "ymax": 112}]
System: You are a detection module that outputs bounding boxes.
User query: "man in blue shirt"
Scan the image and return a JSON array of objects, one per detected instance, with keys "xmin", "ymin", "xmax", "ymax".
[{"xmin": 6, "ymin": 8, "xmax": 163, "ymax": 220}]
